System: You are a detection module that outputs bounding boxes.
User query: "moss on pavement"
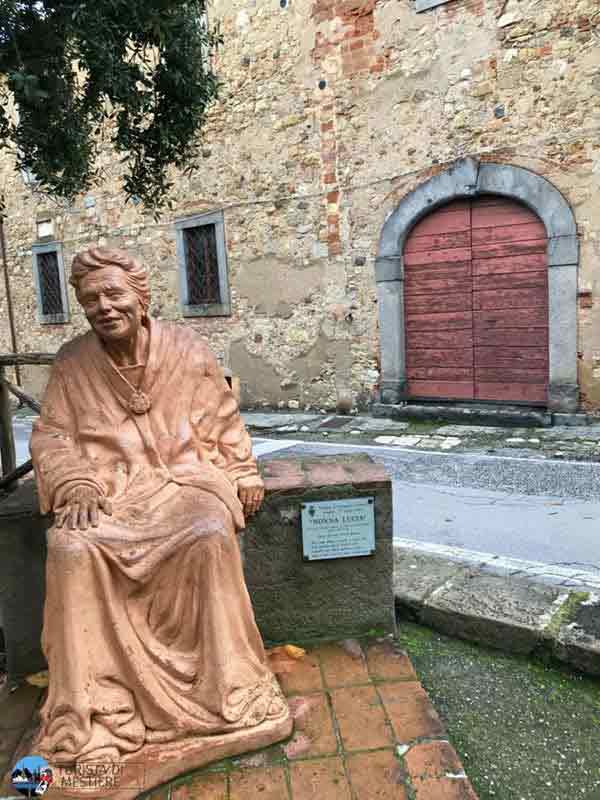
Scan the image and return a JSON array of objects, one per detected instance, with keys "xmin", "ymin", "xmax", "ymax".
[{"xmin": 398, "ymin": 622, "xmax": 600, "ymax": 800}]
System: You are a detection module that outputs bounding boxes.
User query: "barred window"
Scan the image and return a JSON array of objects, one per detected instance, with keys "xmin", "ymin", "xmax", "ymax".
[
  {"xmin": 175, "ymin": 211, "xmax": 231, "ymax": 317},
  {"xmin": 32, "ymin": 243, "xmax": 69, "ymax": 324},
  {"xmin": 183, "ymin": 224, "xmax": 221, "ymax": 305}
]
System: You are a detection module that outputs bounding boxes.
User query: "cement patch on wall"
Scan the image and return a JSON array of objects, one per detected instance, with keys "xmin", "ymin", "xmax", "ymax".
[
  {"xmin": 235, "ymin": 255, "xmax": 324, "ymax": 317},
  {"xmin": 230, "ymin": 330, "xmax": 355, "ymax": 409},
  {"xmin": 229, "ymin": 340, "xmax": 301, "ymax": 407}
]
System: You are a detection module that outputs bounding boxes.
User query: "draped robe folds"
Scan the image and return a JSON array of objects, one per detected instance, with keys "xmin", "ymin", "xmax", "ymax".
[{"xmin": 30, "ymin": 319, "xmax": 289, "ymax": 767}]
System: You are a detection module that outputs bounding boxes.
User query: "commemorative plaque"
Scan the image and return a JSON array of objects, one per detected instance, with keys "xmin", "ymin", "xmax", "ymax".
[{"xmin": 301, "ymin": 497, "xmax": 375, "ymax": 561}]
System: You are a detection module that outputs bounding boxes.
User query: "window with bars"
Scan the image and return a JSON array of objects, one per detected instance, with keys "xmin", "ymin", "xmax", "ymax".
[
  {"xmin": 175, "ymin": 211, "xmax": 231, "ymax": 316},
  {"xmin": 32, "ymin": 243, "xmax": 69, "ymax": 324}
]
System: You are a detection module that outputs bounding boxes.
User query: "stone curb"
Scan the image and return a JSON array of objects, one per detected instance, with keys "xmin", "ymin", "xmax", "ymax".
[
  {"xmin": 394, "ymin": 545, "xmax": 600, "ymax": 676},
  {"xmin": 372, "ymin": 403, "xmax": 554, "ymax": 427}
]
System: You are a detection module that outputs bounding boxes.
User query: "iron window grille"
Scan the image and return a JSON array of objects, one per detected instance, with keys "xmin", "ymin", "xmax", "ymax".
[
  {"xmin": 175, "ymin": 211, "xmax": 231, "ymax": 317},
  {"xmin": 32, "ymin": 243, "xmax": 69, "ymax": 324}
]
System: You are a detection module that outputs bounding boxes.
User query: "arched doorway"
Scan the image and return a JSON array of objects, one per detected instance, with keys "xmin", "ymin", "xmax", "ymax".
[
  {"xmin": 375, "ymin": 158, "xmax": 579, "ymax": 412},
  {"xmin": 403, "ymin": 196, "xmax": 549, "ymax": 404}
]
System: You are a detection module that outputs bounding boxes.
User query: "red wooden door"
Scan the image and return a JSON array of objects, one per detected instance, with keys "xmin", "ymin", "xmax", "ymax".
[{"xmin": 403, "ymin": 196, "xmax": 549, "ymax": 405}]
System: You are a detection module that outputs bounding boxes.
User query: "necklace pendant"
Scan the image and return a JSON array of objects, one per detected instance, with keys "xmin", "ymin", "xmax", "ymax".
[{"xmin": 129, "ymin": 390, "xmax": 152, "ymax": 415}]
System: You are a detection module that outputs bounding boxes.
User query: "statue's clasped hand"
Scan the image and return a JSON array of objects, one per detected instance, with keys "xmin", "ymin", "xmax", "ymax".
[
  {"xmin": 55, "ymin": 484, "xmax": 113, "ymax": 531},
  {"xmin": 237, "ymin": 476, "xmax": 264, "ymax": 518}
]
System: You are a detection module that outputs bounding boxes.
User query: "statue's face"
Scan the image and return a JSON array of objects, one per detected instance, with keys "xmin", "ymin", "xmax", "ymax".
[{"xmin": 77, "ymin": 266, "xmax": 144, "ymax": 342}]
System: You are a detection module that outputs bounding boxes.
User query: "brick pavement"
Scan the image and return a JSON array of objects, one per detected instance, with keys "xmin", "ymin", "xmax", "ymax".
[
  {"xmin": 1, "ymin": 638, "xmax": 478, "ymax": 799},
  {"xmin": 146, "ymin": 637, "xmax": 478, "ymax": 800}
]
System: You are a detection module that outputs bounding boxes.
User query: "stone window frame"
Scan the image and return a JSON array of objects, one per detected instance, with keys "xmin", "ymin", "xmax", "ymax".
[
  {"xmin": 374, "ymin": 157, "xmax": 579, "ymax": 413},
  {"xmin": 175, "ymin": 210, "xmax": 232, "ymax": 318},
  {"xmin": 31, "ymin": 241, "xmax": 70, "ymax": 325},
  {"xmin": 415, "ymin": 0, "xmax": 454, "ymax": 11}
]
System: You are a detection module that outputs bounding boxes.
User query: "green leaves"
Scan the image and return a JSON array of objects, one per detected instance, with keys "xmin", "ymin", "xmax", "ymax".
[{"xmin": 0, "ymin": 0, "xmax": 222, "ymax": 211}]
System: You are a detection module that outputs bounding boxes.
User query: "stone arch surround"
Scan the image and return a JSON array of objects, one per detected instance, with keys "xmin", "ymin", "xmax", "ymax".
[{"xmin": 374, "ymin": 158, "xmax": 579, "ymax": 413}]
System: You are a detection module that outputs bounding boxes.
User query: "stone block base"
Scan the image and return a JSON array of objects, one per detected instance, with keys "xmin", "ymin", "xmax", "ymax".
[
  {"xmin": 548, "ymin": 382, "xmax": 579, "ymax": 413},
  {"xmin": 245, "ymin": 454, "xmax": 395, "ymax": 642},
  {"xmin": 0, "ymin": 481, "xmax": 47, "ymax": 679},
  {"xmin": 371, "ymin": 402, "xmax": 552, "ymax": 427}
]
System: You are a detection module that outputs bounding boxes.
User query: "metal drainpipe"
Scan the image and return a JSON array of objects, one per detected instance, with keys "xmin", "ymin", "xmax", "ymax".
[{"xmin": 0, "ymin": 215, "xmax": 22, "ymax": 385}]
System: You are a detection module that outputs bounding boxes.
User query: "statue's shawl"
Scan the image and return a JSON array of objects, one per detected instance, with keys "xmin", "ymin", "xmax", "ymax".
[{"xmin": 31, "ymin": 320, "xmax": 255, "ymax": 528}]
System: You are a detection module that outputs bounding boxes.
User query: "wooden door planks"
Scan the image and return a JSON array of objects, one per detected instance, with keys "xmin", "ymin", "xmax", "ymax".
[
  {"xmin": 404, "ymin": 201, "xmax": 475, "ymax": 400},
  {"xmin": 402, "ymin": 196, "xmax": 549, "ymax": 404},
  {"xmin": 472, "ymin": 197, "xmax": 548, "ymax": 405}
]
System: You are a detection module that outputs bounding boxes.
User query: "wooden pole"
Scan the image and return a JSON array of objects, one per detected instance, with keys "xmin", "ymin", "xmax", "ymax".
[
  {"xmin": 0, "ymin": 217, "xmax": 21, "ymax": 385},
  {"xmin": 0, "ymin": 366, "xmax": 17, "ymax": 488}
]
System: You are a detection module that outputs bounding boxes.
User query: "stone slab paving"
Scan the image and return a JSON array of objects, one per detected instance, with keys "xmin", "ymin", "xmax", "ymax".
[
  {"xmin": 0, "ymin": 639, "xmax": 478, "ymax": 800},
  {"xmin": 242, "ymin": 411, "xmax": 600, "ymax": 462},
  {"xmin": 241, "ymin": 413, "xmax": 321, "ymax": 430}
]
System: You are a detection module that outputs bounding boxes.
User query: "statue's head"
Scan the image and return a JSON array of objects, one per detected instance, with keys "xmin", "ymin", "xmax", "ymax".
[{"xmin": 70, "ymin": 247, "xmax": 151, "ymax": 342}]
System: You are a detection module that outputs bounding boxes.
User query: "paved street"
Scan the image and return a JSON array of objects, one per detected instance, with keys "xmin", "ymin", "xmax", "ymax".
[
  {"xmin": 11, "ymin": 421, "xmax": 298, "ymax": 463},
  {"xmin": 11, "ymin": 417, "xmax": 600, "ymax": 583},
  {"xmin": 12, "ymin": 418, "xmax": 35, "ymax": 468},
  {"xmin": 263, "ymin": 440, "xmax": 600, "ymax": 581}
]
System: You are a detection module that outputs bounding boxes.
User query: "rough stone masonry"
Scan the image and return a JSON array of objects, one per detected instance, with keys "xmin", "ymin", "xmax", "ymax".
[{"xmin": 0, "ymin": 0, "xmax": 599, "ymax": 411}]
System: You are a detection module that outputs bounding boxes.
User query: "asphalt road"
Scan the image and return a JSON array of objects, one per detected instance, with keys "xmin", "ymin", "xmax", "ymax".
[
  {"xmin": 256, "ymin": 439, "xmax": 600, "ymax": 577},
  {"xmin": 11, "ymin": 420, "xmax": 600, "ymax": 576}
]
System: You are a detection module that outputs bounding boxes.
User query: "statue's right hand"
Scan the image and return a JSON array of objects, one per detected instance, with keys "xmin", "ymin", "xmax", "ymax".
[{"xmin": 54, "ymin": 485, "xmax": 113, "ymax": 531}]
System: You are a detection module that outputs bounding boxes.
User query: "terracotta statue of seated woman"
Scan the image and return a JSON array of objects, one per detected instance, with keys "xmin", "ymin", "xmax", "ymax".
[{"xmin": 30, "ymin": 247, "xmax": 291, "ymax": 798}]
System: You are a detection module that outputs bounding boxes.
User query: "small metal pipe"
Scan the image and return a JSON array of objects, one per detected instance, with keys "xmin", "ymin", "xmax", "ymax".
[{"xmin": 0, "ymin": 366, "xmax": 17, "ymax": 485}]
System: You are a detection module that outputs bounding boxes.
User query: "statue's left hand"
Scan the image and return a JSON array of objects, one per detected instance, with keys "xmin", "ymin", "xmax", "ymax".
[
  {"xmin": 237, "ymin": 476, "xmax": 265, "ymax": 517},
  {"xmin": 54, "ymin": 484, "xmax": 112, "ymax": 531}
]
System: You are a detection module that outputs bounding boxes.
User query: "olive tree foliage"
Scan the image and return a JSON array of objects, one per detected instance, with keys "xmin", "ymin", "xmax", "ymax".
[{"xmin": 0, "ymin": 1, "xmax": 222, "ymax": 210}]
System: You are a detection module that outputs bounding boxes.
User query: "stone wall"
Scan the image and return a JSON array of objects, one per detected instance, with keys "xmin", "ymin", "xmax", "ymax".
[{"xmin": 0, "ymin": 0, "xmax": 599, "ymax": 410}]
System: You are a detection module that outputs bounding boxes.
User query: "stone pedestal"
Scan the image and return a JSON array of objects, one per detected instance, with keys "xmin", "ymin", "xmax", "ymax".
[
  {"xmin": 244, "ymin": 454, "xmax": 395, "ymax": 642},
  {"xmin": 0, "ymin": 480, "xmax": 47, "ymax": 680}
]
